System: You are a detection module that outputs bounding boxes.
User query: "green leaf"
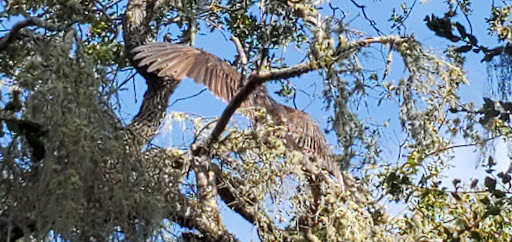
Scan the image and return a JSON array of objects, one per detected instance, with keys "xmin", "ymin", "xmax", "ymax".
[
  {"xmin": 468, "ymin": 34, "xmax": 478, "ymax": 46},
  {"xmin": 451, "ymin": 192, "xmax": 461, "ymax": 201},
  {"xmin": 470, "ymin": 179, "xmax": 478, "ymax": 188},
  {"xmin": 5, "ymin": 119, "xmax": 20, "ymax": 133},
  {"xmin": 454, "ymin": 45, "xmax": 472, "ymax": 53},
  {"xmin": 484, "ymin": 176, "xmax": 496, "ymax": 191},
  {"xmin": 486, "ymin": 206, "xmax": 501, "ymax": 216},
  {"xmin": 455, "ymin": 22, "xmax": 467, "ymax": 39},
  {"xmin": 452, "ymin": 179, "xmax": 461, "ymax": 188}
]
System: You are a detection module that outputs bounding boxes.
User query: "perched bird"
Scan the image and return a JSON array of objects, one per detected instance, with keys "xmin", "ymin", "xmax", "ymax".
[{"xmin": 132, "ymin": 42, "xmax": 343, "ymax": 185}]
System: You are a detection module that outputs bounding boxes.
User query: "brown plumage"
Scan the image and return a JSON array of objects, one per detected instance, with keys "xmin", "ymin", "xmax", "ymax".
[{"xmin": 132, "ymin": 42, "xmax": 343, "ymax": 184}]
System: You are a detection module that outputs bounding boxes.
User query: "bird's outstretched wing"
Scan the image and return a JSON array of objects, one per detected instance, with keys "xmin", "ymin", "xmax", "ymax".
[
  {"xmin": 132, "ymin": 42, "xmax": 343, "ymax": 186},
  {"xmin": 133, "ymin": 43, "xmax": 243, "ymax": 103},
  {"xmin": 280, "ymin": 105, "xmax": 341, "ymax": 181}
]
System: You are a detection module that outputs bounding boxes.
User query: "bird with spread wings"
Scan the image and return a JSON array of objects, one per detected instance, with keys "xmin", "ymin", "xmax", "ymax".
[{"xmin": 132, "ymin": 42, "xmax": 343, "ymax": 186}]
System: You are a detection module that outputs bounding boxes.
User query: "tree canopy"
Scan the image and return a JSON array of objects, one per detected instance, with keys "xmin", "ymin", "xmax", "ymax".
[{"xmin": 0, "ymin": 0, "xmax": 512, "ymax": 241}]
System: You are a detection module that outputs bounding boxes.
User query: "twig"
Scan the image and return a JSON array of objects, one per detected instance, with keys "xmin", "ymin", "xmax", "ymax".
[
  {"xmin": 456, "ymin": 0, "xmax": 474, "ymax": 34},
  {"xmin": 169, "ymin": 88, "xmax": 208, "ymax": 107},
  {"xmin": 390, "ymin": 0, "xmax": 417, "ymax": 33},
  {"xmin": 423, "ymin": 136, "xmax": 498, "ymax": 158},
  {"xmin": 349, "ymin": 0, "xmax": 385, "ymax": 35},
  {"xmin": 202, "ymin": 35, "xmax": 408, "ymax": 150}
]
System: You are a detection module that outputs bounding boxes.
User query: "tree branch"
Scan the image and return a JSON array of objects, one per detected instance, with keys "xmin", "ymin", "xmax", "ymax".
[
  {"xmin": 123, "ymin": 1, "xmax": 234, "ymax": 240},
  {"xmin": 142, "ymin": 147, "xmax": 238, "ymax": 241},
  {"xmin": 230, "ymin": 36, "xmax": 247, "ymax": 65},
  {"xmin": 0, "ymin": 17, "xmax": 70, "ymax": 51},
  {"xmin": 172, "ymin": 193, "xmax": 240, "ymax": 242},
  {"xmin": 212, "ymin": 162, "xmax": 287, "ymax": 241},
  {"xmin": 349, "ymin": 0, "xmax": 385, "ymax": 35},
  {"xmin": 211, "ymin": 164, "xmax": 256, "ymax": 224},
  {"xmin": 123, "ymin": 0, "xmax": 179, "ymax": 142},
  {"xmin": 203, "ymin": 35, "xmax": 408, "ymax": 150},
  {"xmin": 126, "ymin": 78, "xmax": 178, "ymax": 143},
  {"xmin": 189, "ymin": 122, "xmax": 228, "ymax": 239},
  {"xmin": 205, "ymin": 61, "xmax": 318, "ymax": 148}
]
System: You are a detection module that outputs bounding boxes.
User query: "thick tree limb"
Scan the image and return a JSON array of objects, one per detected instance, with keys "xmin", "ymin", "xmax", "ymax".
[
  {"xmin": 211, "ymin": 164, "xmax": 256, "ymax": 224},
  {"xmin": 124, "ymin": 0, "xmax": 233, "ymax": 240},
  {"xmin": 123, "ymin": 0, "xmax": 180, "ymax": 142},
  {"xmin": 172, "ymin": 193, "xmax": 240, "ymax": 242},
  {"xmin": 189, "ymin": 122, "xmax": 227, "ymax": 239},
  {"xmin": 127, "ymin": 78, "xmax": 178, "ymax": 142},
  {"xmin": 203, "ymin": 35, "xmax": 409, "ymax": 150},
  {"xmin": 0, "ymin": 17, "xmax": 69, "ymax": 51},
  {"xmin": 205, "ymin": 61, "xmax": 318, "ymax": 148},
  {"xmin": 142, "ymin": 147, "xmax": 238, "ymax": 241}
]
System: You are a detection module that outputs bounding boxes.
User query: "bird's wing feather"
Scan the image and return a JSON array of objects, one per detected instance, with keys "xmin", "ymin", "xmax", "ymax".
[
  {"xmin": 133, "ymin": 43, "xmax": 242, "ymax": 103},
  {"xmin": 285, "ymin": 107, "xmax": 341, "ymax": 181},
  {"xmin": 132, "ymin": 42, "xmax": 343, "ymax": 185}
]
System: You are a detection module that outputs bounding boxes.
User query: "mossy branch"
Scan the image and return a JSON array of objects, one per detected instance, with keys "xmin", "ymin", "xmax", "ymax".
[{"xmin": 0, "ymin": 17, "xmax": 70, "ymax": 52}]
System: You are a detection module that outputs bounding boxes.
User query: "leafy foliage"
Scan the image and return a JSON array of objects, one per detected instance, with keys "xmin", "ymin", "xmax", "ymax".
[{"xmin": 1, "ymin": 0, "xmax": 512, "ymax": 241}]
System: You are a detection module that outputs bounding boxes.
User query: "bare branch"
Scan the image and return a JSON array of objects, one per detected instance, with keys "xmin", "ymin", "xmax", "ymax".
[
  {"xmin": 205, "ymin": 61, "xmax": 318, "ymax": 148},
  {"xmin": 169, "ymin": 88, "xmax": 208, "ymax": 108},
  {"xmin": 203, "ymin": 35, "xmax": 409, "ymax": 149},
  {"xmin": 349, "ymin": 0, "xmax": 386, "ymax": 35},
  {"xmin": 231, "ymin": 36, "xmax": 247, "ymax": 65}
]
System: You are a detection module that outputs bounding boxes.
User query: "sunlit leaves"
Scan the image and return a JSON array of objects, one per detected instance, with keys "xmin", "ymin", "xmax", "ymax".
[
  {"xmin": 488, "ymin": 6, "xmax": 512, "ymax": 41},
  {"xmin": 3, "ymin": 0, "xmax": 512, "ymax": 241}
]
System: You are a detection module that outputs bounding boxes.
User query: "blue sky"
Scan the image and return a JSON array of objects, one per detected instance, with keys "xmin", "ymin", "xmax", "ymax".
[
  {"xmin": 118, "ymin": 1, "xmax": 510, "ymax": 240},
  {"xmin": 1, "ymin": 0, "xmax": 510, "ymax": 241}
]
